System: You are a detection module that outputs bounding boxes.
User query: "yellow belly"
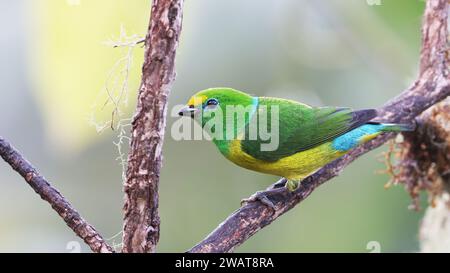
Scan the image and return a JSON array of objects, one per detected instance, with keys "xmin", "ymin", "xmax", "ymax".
[{"xmin": 226, "ymin": 139, "xmax": 346, "ymax": 181}]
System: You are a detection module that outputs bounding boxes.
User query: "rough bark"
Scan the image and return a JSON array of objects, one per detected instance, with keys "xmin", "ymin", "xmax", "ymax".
[
  {"xmin": 0, "ymin": 137, "xmax": 114, "ymax": 253},
  {"xmin": 121, "ymin": 0, "xmax": 184, "ymax": 253},
  {"xmin": 189, "ymin": 0, "xmax": 450, "ymax": 253}
]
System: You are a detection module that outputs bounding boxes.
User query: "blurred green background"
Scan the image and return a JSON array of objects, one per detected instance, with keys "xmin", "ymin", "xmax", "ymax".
[{"xmin": 0, "ymin": 0, "xmax": 427, "ymax": 252}]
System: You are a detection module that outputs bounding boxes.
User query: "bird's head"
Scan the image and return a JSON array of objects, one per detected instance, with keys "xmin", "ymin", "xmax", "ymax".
[{"xmin": 178, "ymin": 87, "xmax": 256, "ymax": 128}]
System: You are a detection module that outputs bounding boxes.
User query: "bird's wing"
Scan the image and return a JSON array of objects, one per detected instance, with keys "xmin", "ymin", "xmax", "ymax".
[{"xmin": 240, "ymin": 97, "xmax": 377, "ymax": 162}]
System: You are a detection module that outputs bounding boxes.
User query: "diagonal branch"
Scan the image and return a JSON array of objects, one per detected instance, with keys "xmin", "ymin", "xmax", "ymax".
[
  {"xmin": 121, "ymin": 0, "xmax": 184, "ymax": 253},
  {"xmin": 189, "ymin": 0, "xmax": 450, "ymax": 253},
  {"xmin": 0, "ymin": 137, "xmax": 114, "ymax": 253}
]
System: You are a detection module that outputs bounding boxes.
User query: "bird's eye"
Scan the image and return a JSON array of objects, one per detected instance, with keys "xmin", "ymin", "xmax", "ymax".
[{"xmin": 206, "ymin": 98, "xmax": 219, "ymax": 106}]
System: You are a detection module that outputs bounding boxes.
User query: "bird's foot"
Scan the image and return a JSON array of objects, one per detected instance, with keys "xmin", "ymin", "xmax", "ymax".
[
  {"xmin": 240, "ymin": 190, "xmax": 277, "ymax": 211},
  {"xmin": 286, "ymin": 180, "xmax": 300, "ymax": 192},
  {"xmin": 240, "ymin": 179, "xmax": 298, "ymax": 212}
]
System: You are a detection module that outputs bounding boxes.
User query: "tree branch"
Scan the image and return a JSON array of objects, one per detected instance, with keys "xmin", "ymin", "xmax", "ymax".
[
  {"xmin": 0, "ymin": 137, "xmax": 114, "ymax": 253},
  {"xmin": 189, "ymin": 0, "xmax": 450, "ymax": 253},
  {"xmin": 121, "ymin": 0, "xmax": 184, "ymax": 253}
]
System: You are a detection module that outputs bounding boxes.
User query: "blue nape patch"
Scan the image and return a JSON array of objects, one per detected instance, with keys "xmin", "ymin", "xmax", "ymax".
[{"xmin": 332, "ymin": 124, "xmax": 385, "ymax": 152}]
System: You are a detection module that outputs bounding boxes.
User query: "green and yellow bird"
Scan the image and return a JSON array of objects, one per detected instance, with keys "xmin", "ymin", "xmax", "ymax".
[{"xmin": 179, "ymin": 87, "xmax": 413, "ymax": 194}]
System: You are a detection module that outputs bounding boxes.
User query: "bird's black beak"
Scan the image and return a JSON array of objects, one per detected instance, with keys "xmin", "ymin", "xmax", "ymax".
[{"xmin": 178, "ymin": 105, "xmax": 199, "ymax": 118}]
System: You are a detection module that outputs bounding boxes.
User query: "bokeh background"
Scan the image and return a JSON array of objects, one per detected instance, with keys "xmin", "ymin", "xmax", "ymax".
[{"xmin": 0, "ymin": 0, "xmax": 428, "ymax": 252}]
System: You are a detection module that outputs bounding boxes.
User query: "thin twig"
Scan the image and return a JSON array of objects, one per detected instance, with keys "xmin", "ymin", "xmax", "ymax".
[{"xmin": 0, "ymin": 137, "xmax": 114, "ymax": 253}]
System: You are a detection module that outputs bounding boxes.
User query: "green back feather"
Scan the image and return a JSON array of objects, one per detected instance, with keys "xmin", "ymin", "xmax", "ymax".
[{"xmin": 240, "ymin": 97, "xmax": 376, "ymax": 162}]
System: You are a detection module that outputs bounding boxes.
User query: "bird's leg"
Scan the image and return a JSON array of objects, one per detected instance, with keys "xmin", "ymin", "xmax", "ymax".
[
  {"xmin": 285, "ymin": 180, "xmax": 300, "ymax": 192},
  {"xmin": 271, "ymin": 178, "xmax": 288, "ymax": 189}
]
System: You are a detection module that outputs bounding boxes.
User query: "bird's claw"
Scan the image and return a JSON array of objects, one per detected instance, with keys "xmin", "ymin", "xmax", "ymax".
[{"xmin": 240, "ymin": 190, "xmax": 277, "ymax": 211}]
